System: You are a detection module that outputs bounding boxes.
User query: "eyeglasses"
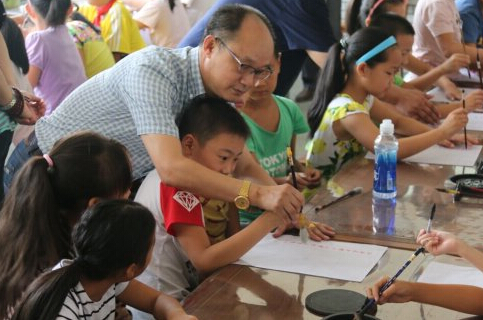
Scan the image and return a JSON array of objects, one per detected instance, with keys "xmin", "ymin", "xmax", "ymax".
[{"xmin": 216, "ymin": 37, "xmax": 273, "ymax": 82}]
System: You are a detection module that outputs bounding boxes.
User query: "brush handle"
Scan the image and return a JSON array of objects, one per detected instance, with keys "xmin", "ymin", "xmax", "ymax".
[
  {"xmin": 463, "ymin": 98, "xmax": 467, "ymax": 149},
  {"xmin": 318, "ymin": 188, "xmax": 361, "ymax": 210},
  {"xmin": 357, "ymin": 247, "xmax": 424, "ymax": 315}
]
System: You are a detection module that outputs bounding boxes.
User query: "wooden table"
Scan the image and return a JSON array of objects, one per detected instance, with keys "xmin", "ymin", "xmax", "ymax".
[{"xmin": 183, "ymin": 145, "xmax": 483, "ymax": 319}]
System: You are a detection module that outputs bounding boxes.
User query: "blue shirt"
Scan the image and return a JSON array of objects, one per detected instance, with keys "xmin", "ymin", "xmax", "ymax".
[
  {"xmin": 456, "ymin": 0, "xmax": 483, "ymax": 45},
  {"xmin": 35, "ymin": 46, "xmax": 205, "ymax": 179},
  {"xmin": 178, "ymin": 0, "xmax": 335, "ymax": 52}
]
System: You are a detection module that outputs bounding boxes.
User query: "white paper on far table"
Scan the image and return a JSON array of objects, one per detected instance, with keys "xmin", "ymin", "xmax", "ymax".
[
  {"xmin": 468, "ymin": 113, "xmax": 483, "ymax": 131},
  {"xmin": 235, "ymin": 234, "xmax": 387, "ymax": 282},
  {"xmin": 366, "ymin": 144, "xmax": 482, "ymax": 167},
  {"xmin": 417, "ymin": 261, "xmax": 483, "ymax": 288}
]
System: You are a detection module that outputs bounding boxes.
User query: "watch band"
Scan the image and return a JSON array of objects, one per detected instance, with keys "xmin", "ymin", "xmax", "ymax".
[{"xmin": 239, "ymin": 180, "xmax": 251, "ymax": 198}]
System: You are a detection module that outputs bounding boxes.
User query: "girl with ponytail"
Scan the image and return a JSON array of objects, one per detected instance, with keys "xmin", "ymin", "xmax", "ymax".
[
  {"xmin": 0, "ymin": 131, "xmax": 132, "ymax": 318},
  {"xmin": 24, "ymin": 0, "xmax": 86, "ymax": 115},
  {"xmin": 12, "ymin": 200, "xmax": 196, "ymax": 320},
  {"xmin": 306, "ymin": 27, "xmax": 475, "ymax": 180}
]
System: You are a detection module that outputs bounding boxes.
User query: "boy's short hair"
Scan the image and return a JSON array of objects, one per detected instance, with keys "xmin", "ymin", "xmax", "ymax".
[
  {"xmin": 369, "ymin": 13, "xmax": 414, "ymax": 37},
  {"xmin": 176, "ymin": 94, "xmax": 250, "ymax": 145}
]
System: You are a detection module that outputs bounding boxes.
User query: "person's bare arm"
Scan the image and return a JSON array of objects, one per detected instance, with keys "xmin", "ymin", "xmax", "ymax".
[
  {"xmin": 380, "ymin": 85, "xmax": 440, "ymax": 124},
  {"xmin": 122, "ymin": 0, "xmax": 150, "ymax": 11},
  {"xmin": 368, "ymin": 278, "xmax": 483, "ymax": 315},
  {"xmin": 409, "ymin": 54, "xmax": 470, "ymax": 91},
  {"xmin": 174, "ymin": 210, "xmax": 284, "ymax": 273},
  {"xmin": 437, "ymin": 33, "xmax": 483, "ymax": 65},
  {"xmin": 306, "ymin": 50, "xmax": 328, "ymax": 69},
  {"xmin": 141, "ymin": 134, "xmax": 303, "ymax": 218},
  {"xmin": 119, "ymin": 280, "xmax": 197, "ymax": 320}
]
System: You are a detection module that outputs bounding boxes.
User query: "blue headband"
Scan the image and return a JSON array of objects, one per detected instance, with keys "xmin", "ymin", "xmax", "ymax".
[{"xmin": 355, "ymin": 36, "xmax": 397, "ymax": 65}]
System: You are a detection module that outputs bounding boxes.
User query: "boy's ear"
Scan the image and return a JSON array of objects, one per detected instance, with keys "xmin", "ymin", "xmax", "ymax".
[{"xmin": 181, "ymin": 134, "xmax": 196, "ymax": 156}]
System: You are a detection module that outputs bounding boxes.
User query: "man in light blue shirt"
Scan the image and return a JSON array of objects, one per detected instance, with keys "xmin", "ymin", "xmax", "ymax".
[{"xmin": 5, "ymin": 4, "xmax": 304, "ymax": 221}]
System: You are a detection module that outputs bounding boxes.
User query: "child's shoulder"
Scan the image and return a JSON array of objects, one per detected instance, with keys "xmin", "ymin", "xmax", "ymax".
[
  {"xmin": 327, "ymin": 94, "xmax": 373, "ymax": 112},
  {"xmin": 272, "ymin": 94, "xmax": 301, "ymax": 111}
]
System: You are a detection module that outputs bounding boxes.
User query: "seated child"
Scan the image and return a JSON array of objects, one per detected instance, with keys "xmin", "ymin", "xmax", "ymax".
[
  {"xmin": 413, "ymin": 0, "xmax": 483, "ymax": 70},
  {"xmin": 369, "ymin": 13, "xmax": 483, "ymax": 118},
  {"xmin": 12, "ymin": 199, "xmax": 197, "ymax": 320},
  {"xmin": 67, "ymin": 9, "xmax": 116, "ymax": 78},
  {"xmin": 78, "ymin": 0, "xmax": 146, "ymax": 61},
  {"xmin": 132, "ymin": 95, "xmax": 314, "ymax": 314},
  {"xmin": 346, "ymin": 0, "xmax": 467, "ymax": 119},
  {"xmin": 306, "ymin": 27, "xmax": 477, "ymax": 180},
  {"xmin": 0, "ymin": 131, "xmax": 132, "ymax": 318},
  {"xmin": 25, "ymin": 0, "xmax": 87, "ymax": 115},
  {"xmin": 237, "ymin": 51, "xmax": 334, "ymax": 239},
  {"xmin": 238, "ymin": 52, "xmax": 322, "ymax": 190},
  {"xmin": 367, "ymin": 229, "xmax": 483, "ymax": 315}
]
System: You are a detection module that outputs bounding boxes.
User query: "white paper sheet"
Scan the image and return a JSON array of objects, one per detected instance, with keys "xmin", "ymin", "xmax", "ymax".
[
  {"xmin": 428, "ymin": 87, "xmax": 478, "ymax": 103},
  {"xmin": 468, "ymin": 113, "xmax": 483, "ymax": 131},
  {"xmin": 235, "ymin": 234, "xmax": 387, "ymax": 282},
  {"xmin": 417, "ymin": 261, "xmax": 483, "ymax": 288},
  {"xmin": 366, "ymin": 144, "xmax": 482, "ymax": 166}
]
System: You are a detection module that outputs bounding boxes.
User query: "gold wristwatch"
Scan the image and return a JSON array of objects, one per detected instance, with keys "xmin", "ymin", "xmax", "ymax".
[{"xmin": 234, "ymin": 180, "xmax": 251, "ymax": 210}]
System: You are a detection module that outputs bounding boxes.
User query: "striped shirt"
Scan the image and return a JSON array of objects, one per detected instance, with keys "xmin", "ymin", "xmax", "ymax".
[
  {"xmin": 35, "ymin": 46, "xmax": 205, "ymax": 179},
  {"xmin": 57, "ymin": 281, "xmax": 129, "ymax": 320}
]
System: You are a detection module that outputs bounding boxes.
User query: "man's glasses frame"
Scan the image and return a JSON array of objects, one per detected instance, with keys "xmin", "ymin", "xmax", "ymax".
[{"xmin": 215, "ymin": 37, "xmax": 273, "ymax": 83}]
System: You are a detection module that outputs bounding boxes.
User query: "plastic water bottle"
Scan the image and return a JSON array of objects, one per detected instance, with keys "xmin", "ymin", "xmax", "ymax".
[
  {"xmin": 372, "ymin": 197, "xmax": 396, "ymax": 235},
  {"xmin": 373, "ymin": 119, "xmax": 398, "ymax": 200}
]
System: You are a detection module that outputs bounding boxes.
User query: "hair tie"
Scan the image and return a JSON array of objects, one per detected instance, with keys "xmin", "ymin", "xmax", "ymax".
[
  {"xmin": 340, "ymin": 38, "xmax": 348, "ymax": 50},
  {"xmin": 43, "ymin": 154, "xmax": 54, "ymax": 171},
  {"xmin": 366, "ymin": 0, "xmax": 386, "ymax": 26}
]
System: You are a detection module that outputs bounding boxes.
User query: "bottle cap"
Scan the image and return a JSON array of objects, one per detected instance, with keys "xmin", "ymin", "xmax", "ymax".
[{"xmin": 380, "ymin": 119, "xmax": 394, "ymax": 135}]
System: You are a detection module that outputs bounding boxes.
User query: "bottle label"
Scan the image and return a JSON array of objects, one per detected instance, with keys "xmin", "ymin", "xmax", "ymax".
[{"xmin": 373, "ymin": 149, "xmax": 397, "ymax": 199}]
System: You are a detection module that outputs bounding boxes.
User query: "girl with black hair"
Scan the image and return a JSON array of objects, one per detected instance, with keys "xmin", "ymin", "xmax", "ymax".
[
  {"xmin": 345, "ymin": 0, "xmax": 468, "ymax": 119},
  {"xmin": 12, "ymin": 199, "xmax": 196, "ymax": 320},
  {"xmin": 370, "ymin": 13, "xmax": 483, "ymax": 118},
  {"xmin": 25, "ymin": 0, "xmax": 86, "ymax": 115},
  {"xmin": 345, "ymin": 0, "xmax": 408, "ymax": 36},
  {"xmin": 0, "ymin": 131, "xmax": 132, "ymax": 318},
  {"xmin": 306, "ymin": 27, "xmax": 475, "ymax": 180}
]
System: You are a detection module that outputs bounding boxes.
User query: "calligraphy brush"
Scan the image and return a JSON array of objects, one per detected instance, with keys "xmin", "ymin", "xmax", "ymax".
[
  {"xmin": 463, "ymin": 93, "xmax": 468, "ymax": 150},
  {"xmin": 460, "ymin": 29, "xmax": 472, "ymax": 79},
  {"xmin": 315, "ymin": 187, "xmax": 363, "ymax": 211},
  {"xmin": 354, "ymin": 204, "xmax": 436, "ymax": 319},
  {"xmin": 477, "ymin": 51, "xmax": 483, "ymax": 89},
  {"xmin": 286, "ymin": 147, "xmax": 309, "ymax": 243}
]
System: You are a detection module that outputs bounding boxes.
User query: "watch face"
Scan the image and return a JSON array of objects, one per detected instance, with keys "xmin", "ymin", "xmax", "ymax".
[{"xmin": 235, "ymin": 196, "xmax": 249, "ymax": 210}]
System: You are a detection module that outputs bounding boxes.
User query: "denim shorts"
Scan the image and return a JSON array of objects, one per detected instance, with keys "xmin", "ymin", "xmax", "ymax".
[{"xmin": 3, "ymin": 131, "xmax": 41, "ymax": 193}]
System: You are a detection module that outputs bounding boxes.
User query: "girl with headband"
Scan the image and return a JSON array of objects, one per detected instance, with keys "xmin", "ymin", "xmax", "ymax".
[{"xmin": 305, "ymin": 27, "xmax": 475, "ymax": 180}]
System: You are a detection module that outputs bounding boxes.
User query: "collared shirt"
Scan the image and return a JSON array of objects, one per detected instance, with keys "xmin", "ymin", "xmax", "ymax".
[{"xmin": 36, "ymin": 46, "xmax": 205, "ymax": 179}]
